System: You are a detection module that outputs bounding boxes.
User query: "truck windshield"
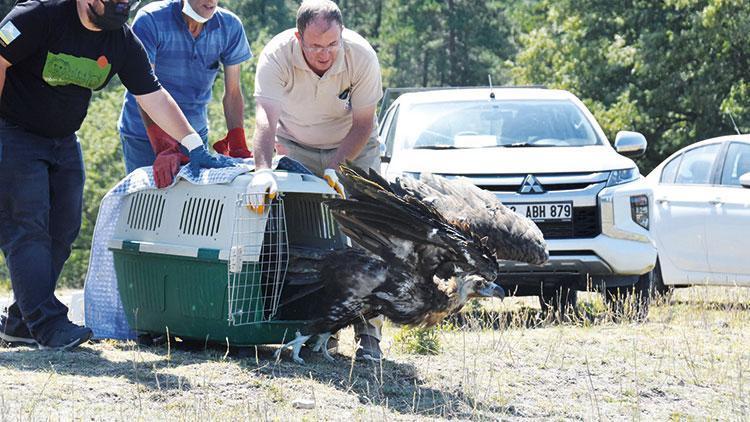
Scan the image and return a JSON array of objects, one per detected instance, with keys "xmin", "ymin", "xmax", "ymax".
[{"xmin": 400, "ymin": 100, "xmax": 602, "ymax": 150}]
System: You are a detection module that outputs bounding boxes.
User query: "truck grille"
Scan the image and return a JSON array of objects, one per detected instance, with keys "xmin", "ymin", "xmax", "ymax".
[
  {"xmin": 535, "ymin": 206, "xmax": 600, "ymax": 239},
  {"xmin": 477, "ymin": 182, "xmax": 595, "ymax": 193},
  {"xmin": 436, "ymin": 172, "xmax": 606, "ymax": 240}
]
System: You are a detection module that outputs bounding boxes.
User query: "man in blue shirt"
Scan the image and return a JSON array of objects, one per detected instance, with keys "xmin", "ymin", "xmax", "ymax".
[{"xmin": 118, "ymin": 0, "xmax": 252, "ymax": 187}]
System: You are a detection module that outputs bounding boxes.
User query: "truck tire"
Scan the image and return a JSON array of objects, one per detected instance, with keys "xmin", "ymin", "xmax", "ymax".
[
  {"xmin": 651, "ymin": 259, "xmax": 672, "ymax": 301},
  {"xmin": 539, "ymin": 284, "xmax": 578, "ymax": 321},
  {"xmin": 604, "ymin": 271, "xmax": 652, "ymax": 322}
]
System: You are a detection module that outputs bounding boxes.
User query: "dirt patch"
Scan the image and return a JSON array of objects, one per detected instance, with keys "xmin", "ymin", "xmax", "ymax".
[{"xmin": 1, "ymin": 286, "xmax": 749, "ymax": 420}]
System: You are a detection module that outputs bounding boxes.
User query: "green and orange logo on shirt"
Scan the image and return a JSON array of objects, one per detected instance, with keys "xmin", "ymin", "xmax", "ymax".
[{"xmin": 42, "ymin": 52, "xmax": 111, "ymax": 89}]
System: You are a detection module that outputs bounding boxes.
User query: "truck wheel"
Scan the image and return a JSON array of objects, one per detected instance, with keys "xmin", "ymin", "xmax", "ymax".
[
  {"xmin": 651, "ymin": 259, "xmax": 672, "ymax": 301},
  {"xmin": 539, "ymin": 284, "xmax": 578, "ymax": 321},
  {"xmin": 604, "ymin": 271, "xmax": 652, "ymax": 322}
]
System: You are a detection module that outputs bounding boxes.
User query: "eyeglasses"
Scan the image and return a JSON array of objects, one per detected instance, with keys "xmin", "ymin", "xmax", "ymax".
[{"xmin": 300, "ymin": 37, "xmax": 342, "ymax": 54}]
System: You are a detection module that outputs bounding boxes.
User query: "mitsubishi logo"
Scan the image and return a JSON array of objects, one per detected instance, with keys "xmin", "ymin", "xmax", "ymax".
[{"xmin": 519, "ymin": 174, "xmax": 544, "ymax": 194}]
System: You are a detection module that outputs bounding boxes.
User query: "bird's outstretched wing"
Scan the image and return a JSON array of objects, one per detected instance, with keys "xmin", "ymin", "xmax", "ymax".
[
  {"xmin": 393, "ymin": 173, "xmax": 549, "ymax": 265},
  {"xmin": 326, "ymin": 164, "xmax": 498, "ymax": 281}
]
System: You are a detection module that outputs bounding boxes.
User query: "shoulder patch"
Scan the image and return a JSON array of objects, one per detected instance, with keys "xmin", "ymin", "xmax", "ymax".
[{"xmin": 0, "ymin": 21, "xmax": 20, "ymax": 47}]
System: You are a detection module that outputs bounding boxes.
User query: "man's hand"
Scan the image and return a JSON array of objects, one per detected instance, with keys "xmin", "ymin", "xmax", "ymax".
[
  {"xmin": 153, "ymin": 151, "xmax": 182, "ymax": 188},
  {"xmin": 212, "ymin": 137, "xmax": 229, "ymax": 155},
  {"xmin": 145, "ymin": 124, "xmax": 189, "ymax": 188},
  {"xmin": 186, "ymin": 144, "xmax": 236, "ymax": 178},
  {"xmin": 180, "ymin": 133, "xmax": 235, "ymax": 177},
  {"xmin": 213, "ymin": 128, "xmax": 253, "ymax": 158},
  {"xmin": 246, "ymin": 168, "xmax": 278, "ymax": 214},
  {"xmin": 146, "ymin": 124, "xmax": 189, "ymax": 161},
  {"xmin": 323, "ymin": 168, "xmax": 346, "ymax": 198}
]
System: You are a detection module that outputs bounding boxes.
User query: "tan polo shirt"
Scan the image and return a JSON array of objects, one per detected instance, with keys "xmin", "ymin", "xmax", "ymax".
[{"xmin": 254, "ymin": 28, "xmax": 382, "ymax": 149}]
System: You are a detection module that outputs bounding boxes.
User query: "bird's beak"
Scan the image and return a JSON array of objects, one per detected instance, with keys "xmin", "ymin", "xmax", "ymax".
[{"xmin": 476, "ymin": 282, "xmax": 505, "ymax": 299}]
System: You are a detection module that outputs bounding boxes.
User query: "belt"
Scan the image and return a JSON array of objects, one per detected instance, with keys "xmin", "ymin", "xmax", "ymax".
[{"xmin": 281, "ymin": 137, "xmax": 337, "ymax": 153}]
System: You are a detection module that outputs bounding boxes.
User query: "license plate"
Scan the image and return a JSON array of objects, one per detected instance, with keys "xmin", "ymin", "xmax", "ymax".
[{"xmin": 506, "ymin": 202, "xmax": 573, "ymax": 222}]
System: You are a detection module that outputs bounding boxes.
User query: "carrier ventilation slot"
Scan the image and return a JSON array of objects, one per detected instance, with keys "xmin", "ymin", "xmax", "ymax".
[
  {"xmin": 179, "ymin": 197, "xmax": 224, "ymax": 237},
  {"xmin": 301, "ymin": 197, "xmax": 337, "ymax": 240},
  {"xmin": 126, "ymin": 192, "xmax": 166, "ymax": 232}
]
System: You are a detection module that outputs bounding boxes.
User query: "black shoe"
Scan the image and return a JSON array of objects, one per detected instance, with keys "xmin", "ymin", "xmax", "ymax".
[
  {"xmin": 355, "ymin": 334, "xmax": 382, "ymax": 362},
  {"xmin": 0, "ymin": 312, "xmax": 37, "ymax": 347},
  {"xmin": 326, "ymin": 335, "xmax": 339, "ymax": 354},
  {"xmin": 37, "ymin": 322, "xmax": 93, "ymax": 351}
]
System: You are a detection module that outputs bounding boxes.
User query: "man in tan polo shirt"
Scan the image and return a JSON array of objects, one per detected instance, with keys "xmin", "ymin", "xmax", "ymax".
[{"xmin": 249, "ymin": 0, "xmax": 384, "ymax": 361}]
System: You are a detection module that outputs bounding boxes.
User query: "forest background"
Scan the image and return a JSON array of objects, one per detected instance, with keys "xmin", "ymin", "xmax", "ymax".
[{"xmin": 0, "ymin": 0, "xmax": 747, "ymax": 289}]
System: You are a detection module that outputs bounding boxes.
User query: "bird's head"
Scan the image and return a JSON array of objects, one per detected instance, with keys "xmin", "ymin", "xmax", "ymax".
[{"xmin": 456, "ymin": 274, "xmax": 506, "ymax": 302}]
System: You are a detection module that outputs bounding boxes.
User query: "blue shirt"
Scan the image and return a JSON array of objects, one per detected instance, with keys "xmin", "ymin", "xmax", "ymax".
[{"xmin": 118, "ymin": 0, "xmax": 252, "ymax": 140}]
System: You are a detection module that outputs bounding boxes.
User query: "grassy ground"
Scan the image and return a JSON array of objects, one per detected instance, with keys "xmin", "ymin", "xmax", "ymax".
[{"xmin": 1, "ymin": 286, "xmax": 748, "ymax": 420}]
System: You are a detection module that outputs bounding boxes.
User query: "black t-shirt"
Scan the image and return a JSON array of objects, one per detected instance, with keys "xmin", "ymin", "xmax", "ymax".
[{"xmin": 0, "ymin": 0, "xmax": 160, "ymax": 137}]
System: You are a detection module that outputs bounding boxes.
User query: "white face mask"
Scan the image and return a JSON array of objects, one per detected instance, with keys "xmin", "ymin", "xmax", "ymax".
[{"xmin": 182, "ymin": 0, "xmax": 209, "ymax": 23}]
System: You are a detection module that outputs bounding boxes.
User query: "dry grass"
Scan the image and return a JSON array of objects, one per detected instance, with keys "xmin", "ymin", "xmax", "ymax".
[{"xmin": 1, "ymin": 286, "xmax": 749, "ymax": 420}]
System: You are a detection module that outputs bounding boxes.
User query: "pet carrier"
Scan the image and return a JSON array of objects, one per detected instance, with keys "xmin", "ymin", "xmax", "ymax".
[{"xmin": 108, "ymin": 171, "xmax": 347, "ymax": 346}]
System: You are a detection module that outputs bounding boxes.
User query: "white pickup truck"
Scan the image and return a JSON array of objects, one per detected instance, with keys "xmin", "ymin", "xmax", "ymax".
[{"xmin": 377, "ymin": 87, "xmax": 657, "ymax": 318}]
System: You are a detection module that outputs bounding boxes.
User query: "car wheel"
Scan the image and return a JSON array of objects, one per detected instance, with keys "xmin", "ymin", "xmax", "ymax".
[
  {"xmin": 539, "ymin": 284, "xmax": 578, "ymax": 321},
  {"xmin": 604, "ymin": 271, "xmax": 652, "ymax": 322}
]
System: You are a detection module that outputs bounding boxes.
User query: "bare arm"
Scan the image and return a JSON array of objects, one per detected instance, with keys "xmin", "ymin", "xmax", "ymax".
[
  {"xmin": 135, "ymin": 88, "xmax": 195, "ymax": 143},
  {"xmin": 133, "ymin": 63, "xmax": 158, "ymax": 128},
  {"xmin": 327, "ymin": 105, "xmax": 377, "ymax": 169},
  {"xmin": 222, "ymin": 64, "xmax": 244, "ymax": 130},
  {"xmin": 137, "ymin": 104, "xmax": 156, "ymax": 128},
  {"xmin": 0, "ymin": 54, "xmax": 12, "ymax": 99},
  {"xmin": 252, "ymin": 97, "xmax": 281, "ymax": 170}
]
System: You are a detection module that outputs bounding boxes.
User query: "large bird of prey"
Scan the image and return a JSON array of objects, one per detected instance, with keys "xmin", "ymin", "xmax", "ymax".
[{"xmin": 274, "ymin": 165, "xmax": 547, "ymax": 363}]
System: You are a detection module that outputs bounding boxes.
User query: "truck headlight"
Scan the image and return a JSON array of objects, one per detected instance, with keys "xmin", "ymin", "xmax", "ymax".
[
  {"xmin": 630, "ymin": 195, "xmax": 649, "ymax": 229},
  {"xmin": 606, "ymin": 168, "xmax": 640, "ymax": 187}
]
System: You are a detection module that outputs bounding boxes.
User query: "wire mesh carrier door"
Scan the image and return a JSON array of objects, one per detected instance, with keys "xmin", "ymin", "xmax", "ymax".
[{"xmin": 227, "ymin": 193, "xmax": 289, "ymax": 326}]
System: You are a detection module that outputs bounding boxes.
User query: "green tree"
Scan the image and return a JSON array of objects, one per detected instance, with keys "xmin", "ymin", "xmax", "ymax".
[
  {"xmin": 377, "ymin": 0, "xmax": 515, "ymax": 87},
  {"xmin": 512, "ymin": 0, "xmax": 750, "ymax": 172}
]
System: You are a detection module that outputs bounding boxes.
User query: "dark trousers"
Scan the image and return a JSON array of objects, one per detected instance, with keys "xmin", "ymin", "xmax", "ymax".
[
  {"xmin": 120, "ymin": 134, "xmax": 155, "ymax": 175},
  {"xmin": 0, "ymin": 118, "xmax": 84, "ymax": 341}
]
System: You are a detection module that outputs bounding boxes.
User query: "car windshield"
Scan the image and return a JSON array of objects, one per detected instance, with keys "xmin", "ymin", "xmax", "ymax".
[{"xmin": 398, "ymin": 99, "xmax": 602, "ymax": 150}]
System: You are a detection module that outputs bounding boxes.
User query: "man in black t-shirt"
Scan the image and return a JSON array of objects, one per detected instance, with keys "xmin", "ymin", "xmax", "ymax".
[{"xmin": 0, "ymin": 0, "xmax": 233, "ymax": 351}]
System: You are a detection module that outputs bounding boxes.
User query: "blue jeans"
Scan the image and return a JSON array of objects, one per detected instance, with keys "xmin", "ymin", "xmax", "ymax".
[
  {"xmin": 120, "ymin": 133, "xmax": 210, "ymax": 175},
  {"xmin": 120, "ymin": 134, "xmax": 155, "ymax": 175},
  {"xmin": 0, "ymin": 118, "xmax": 84, "ymax": 341}
]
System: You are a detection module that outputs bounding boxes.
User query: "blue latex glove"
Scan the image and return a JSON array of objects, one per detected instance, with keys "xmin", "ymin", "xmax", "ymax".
[{"xmin": 182, "ymin": 144, "xmax": 236, "ymax": 178}]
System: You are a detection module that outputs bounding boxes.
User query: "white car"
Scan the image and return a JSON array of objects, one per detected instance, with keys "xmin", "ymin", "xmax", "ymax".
[
  {"xmin": 378, "ymin": 87, "xmax": 657, "ymax": 317},
  {"xmin": 646, "ymin": 135, "xmax": 750, "ymax": 289}
]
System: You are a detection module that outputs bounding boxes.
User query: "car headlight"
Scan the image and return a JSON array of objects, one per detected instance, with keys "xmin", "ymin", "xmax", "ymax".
[
  {"xmin": 606, "ymin": 168, "xmax": 640, "ymax": 187},
  {"xmin": 630, "ymin": 194, "xmax": 649, "ymax": 230}
]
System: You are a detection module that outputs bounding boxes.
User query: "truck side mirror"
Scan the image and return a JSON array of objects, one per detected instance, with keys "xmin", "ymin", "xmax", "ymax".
[
  {"xmin": 614, "ymin": 131, "xmax": 647, "ymax": 158},
  {"xmin": 740, "ymin": 172, "xmax": 750, "ymax": 189}
]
